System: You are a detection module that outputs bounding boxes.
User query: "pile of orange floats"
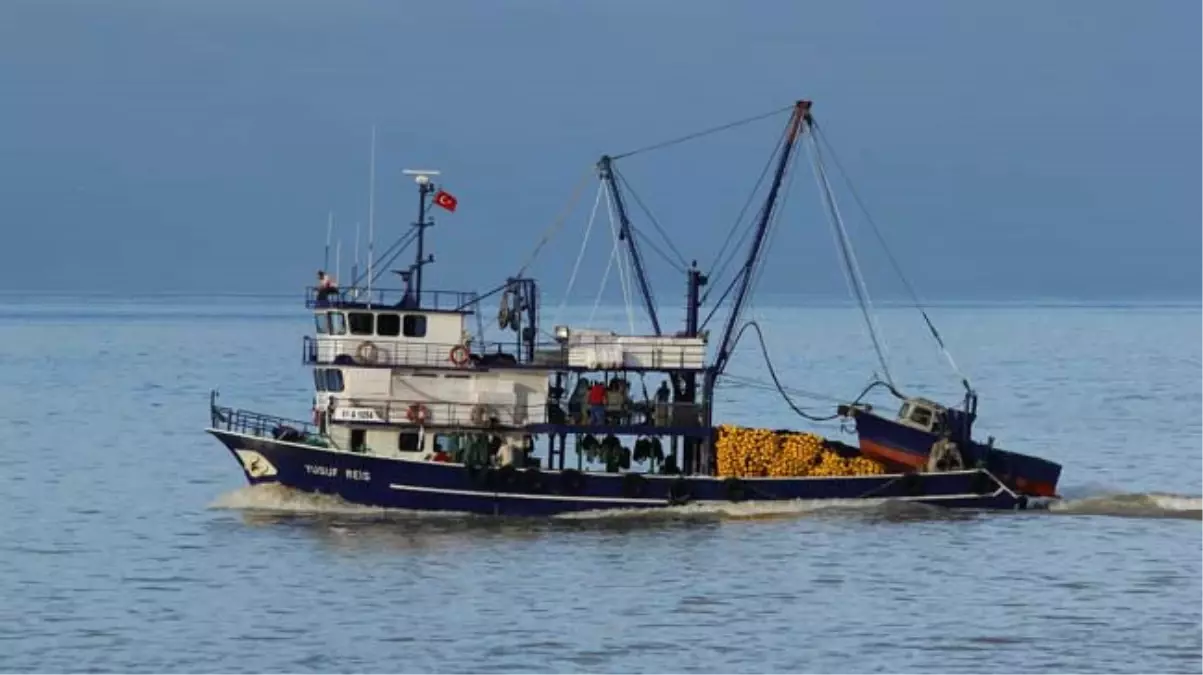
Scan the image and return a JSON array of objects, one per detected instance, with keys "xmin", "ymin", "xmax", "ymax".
[{"xmin": 715, "ymin": 424, "xmax": 887, "ymax": 478}]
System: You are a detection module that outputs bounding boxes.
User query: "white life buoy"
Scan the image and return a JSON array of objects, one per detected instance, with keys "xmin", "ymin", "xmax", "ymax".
[{"xmin": 356, "ymin": 341, "xmax": 380, "ymax": 364}]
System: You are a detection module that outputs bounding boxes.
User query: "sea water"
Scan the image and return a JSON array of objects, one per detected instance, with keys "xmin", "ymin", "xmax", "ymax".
[{"xmin": 0, "ymin": 296, "xmax": 1198, "ymax": 673}]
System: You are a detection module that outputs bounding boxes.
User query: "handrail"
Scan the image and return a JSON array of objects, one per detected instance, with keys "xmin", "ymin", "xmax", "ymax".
[
  {"xmin": 210, "ymin": 403, "xmax": 323, "ymax": 440},
  {"xmin": 303, "ymin": 334, "xmax": 706, "ymax": 371},
  {"xmin": 303, "ymin": 335, "xmax": 566, "ymax": 369},
  {"xmin": 306, "ymin": 286, "xmax": 478, "ymax": 311},
  {"xmin": 325, "ymin": 394, "xmax": 706, "ymax": 429}
]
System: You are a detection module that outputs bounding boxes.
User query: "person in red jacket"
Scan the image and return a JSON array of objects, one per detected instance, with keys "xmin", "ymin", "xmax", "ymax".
[{"xmin": 588, "ymin": 381, "xmax": 607, "ymax": 425}]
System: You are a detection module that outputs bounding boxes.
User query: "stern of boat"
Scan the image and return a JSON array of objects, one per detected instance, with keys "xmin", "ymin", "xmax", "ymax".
[{"xmin": 837, "ymin": 403, "xmax": 1062, "ymax": 498}]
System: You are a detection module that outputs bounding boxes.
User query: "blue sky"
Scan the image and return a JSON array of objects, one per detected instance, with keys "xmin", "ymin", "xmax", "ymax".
[{"xmin": 1, "ymin": 0, "xmax": 1198, "ymax": 301}]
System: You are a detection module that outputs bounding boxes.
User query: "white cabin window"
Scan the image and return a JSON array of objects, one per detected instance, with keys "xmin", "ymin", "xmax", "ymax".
[
  {"xmin": 403, "ymin": 315, "xmax": 427, "ymax": 338},
  {"xmin": 314, "ymin": 314, "xmax": 329, "ymax": 334},
  {"xmin": 377, "ymin": 313, "xmax": 401, "ymax": 337},
  {"xmin": 348, "ymin": 312, "xmax": 374, "ymax": 336},
  {"xmin": 329, "ymin": 312, "xmax": 347, "ymax": 335}
]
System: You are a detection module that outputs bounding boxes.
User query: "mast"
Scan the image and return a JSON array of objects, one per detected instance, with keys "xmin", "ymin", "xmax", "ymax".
[
  {"xmin": 598, "ymin": 155, "xmax": 661, "ymax": 336},
  {"xmin": 402, "ymin": 169, "xmax": 440, "ymax": 306},
  {"xmin": 709, "ymin": 100, "xmax": 811, "ymax": 382}
]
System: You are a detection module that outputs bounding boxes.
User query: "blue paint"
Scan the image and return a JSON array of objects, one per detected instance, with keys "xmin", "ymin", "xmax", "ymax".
[{"xmin": 209, "ymin": 429, "xmax": 1027, "ymax": 515}]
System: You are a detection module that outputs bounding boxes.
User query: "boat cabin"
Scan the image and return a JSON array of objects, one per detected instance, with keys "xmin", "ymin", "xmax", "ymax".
[{"xmin": 895, "ymin": 396, "xmax": 976, "ymax": 440}]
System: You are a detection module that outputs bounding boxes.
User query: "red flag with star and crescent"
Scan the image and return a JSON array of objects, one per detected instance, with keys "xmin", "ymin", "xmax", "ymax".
[{"xmin": 433, "ymin": 189, "xmax": 458, "ymax": 212}]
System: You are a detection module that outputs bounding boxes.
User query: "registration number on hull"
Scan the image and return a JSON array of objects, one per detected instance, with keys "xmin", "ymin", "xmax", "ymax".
[{"xmin": 304, "ymin": 464, "xmax": 371, "ymax": 482}]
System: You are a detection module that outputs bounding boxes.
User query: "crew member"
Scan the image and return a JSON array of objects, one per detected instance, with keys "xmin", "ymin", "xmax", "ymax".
[
  {"xmin": 588, "ymin": 381, "xmax": 607, "ymax": 425},
  {"xmin": 316, "ymin": 270, "xmax": 339, "ymax": 303}
]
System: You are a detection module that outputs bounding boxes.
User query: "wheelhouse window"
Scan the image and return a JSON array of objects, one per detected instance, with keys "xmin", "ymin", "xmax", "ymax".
[
  {"xmin": 908, "ymin": 406, "xmax": 933, "ymax": 429},
  {"xmin": 314, "ymin": 313, "xmax": 329, "ymax": 334},
  {"xmin": 403, "ymin": 314, "xmax": 427, "ymax": 338},
  {"xmin": 311, "ymin": 368, "xmax": 344, "ymax": 392},
  {"xmin": 398, "ymin": 430, "xmax": 421, "ymax": 452},
  {"xmin": 325, "ymin": 368, "xmax": 344, "ymax": 392},
  {"xmin": 348, "ymin": 312, "xmax": 374, "ymax": 336},
  {"xmin": 377, "ymin": 313, "xmax": 401, "ymax": 337},
  {"xmin": 329, "ymin": 312, "xmax": 347, "ymax": 335}
]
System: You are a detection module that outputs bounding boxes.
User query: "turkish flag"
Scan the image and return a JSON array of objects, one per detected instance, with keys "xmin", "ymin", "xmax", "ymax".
[{"xmin": 433, "ymin": 190, "xmax": 458, "ymax": 212}]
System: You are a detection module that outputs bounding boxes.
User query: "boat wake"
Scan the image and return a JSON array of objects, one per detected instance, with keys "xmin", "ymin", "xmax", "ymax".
[
  {"xmin": 209, "ymin": 484, "xmax": 472, "ymax": 519},
  {"xmin": 1035, "ymin": 491, "xmax": 1202, "ymax": 520},
  {"xmin": 209, "ymin": 484, "xmax": 1201, "ymax": 524}
]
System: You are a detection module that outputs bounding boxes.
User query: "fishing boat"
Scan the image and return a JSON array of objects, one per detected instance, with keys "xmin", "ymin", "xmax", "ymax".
[{"xmin": 206, "ymin": 100, "xmax": 1062, "ymax": 515}]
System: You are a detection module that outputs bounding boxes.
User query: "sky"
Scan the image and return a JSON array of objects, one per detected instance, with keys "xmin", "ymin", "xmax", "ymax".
[{"xmin": 0, "ymin": 0, "xmax": 1198, "ymax": 303}]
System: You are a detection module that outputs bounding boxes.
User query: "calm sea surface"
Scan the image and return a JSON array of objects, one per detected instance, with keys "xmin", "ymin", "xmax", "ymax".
[{"xmin": 0, "ymin": 296, "xmax": 1199, "ymax": 674}]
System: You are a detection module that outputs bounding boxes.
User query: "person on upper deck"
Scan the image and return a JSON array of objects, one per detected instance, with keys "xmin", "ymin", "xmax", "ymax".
[
  {"xmin": 316, "ymin": 270, "xmax": 339, "ymax": 303},
  {"xmin": 588, "ymin": 381, "xmax": 607, "ymax": 425}
]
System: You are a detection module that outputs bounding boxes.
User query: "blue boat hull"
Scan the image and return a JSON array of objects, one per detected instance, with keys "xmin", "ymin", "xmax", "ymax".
[
  {"xmin": 208, "ymin": 429, "xmax": 1029, "ymax": 515},
  {"xmin": 848, "ymin": 411, "xmax": 1062, "ymax": 498}
]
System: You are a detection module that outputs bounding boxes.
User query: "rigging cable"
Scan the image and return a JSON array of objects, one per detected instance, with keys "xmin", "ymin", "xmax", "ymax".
[
  {"xmin": 614, "ymin": 169, "xmax": 688, "ymax": 271},
  {"xmin": 727, "ymin": 320, "xmax": 902, "ymax": 423},
  {"xmin": 805, "ymin": 129, "xmax": 897, "ymax": 388},
  {"xmin": 514, "ymin": 166, "xmax": 595, "ymax": 277},
  {"xmin": 702, "ymin": 123, "xmax": 788, "ymax": 306},
  {"xmin": 611, "ymin": 104, "xmax": 794, "ymax": 160},
  {"xmin": 811, "ymin": 121, "xmax": 972, "ymax": 393},
  {"xmin": 555, "ymin": 182, "xmax": 606, "ymax": 327},
  {"xmin": 602, "ymin": 183, "xmax": 638, "ymax": 334},
  {"xmin": 700, "ymin": 139, "xmax": 801, "ymax": 331}
]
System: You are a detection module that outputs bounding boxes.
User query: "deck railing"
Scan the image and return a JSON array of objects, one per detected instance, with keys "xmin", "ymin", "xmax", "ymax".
[
  {"xmin": 210, "ymin": 400, "xmax": 319, "ymax": 440},
  {"xmin": 303, "ymin": 335, "xmax": 567, "ymax": 369},
  {"xmin": 325, "ymin": 395, "xmax": 706, "ymax": 430},
  {"xmin": 305, "ymin": 286, "xmax": 477, "ymax": 311}
]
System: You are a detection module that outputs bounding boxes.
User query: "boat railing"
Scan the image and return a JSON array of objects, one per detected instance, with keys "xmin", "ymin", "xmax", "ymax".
[
  {"xmin": 305, "ymin": 286, "xmax": 477, "ymax": 312},
  {"xmin": 210, "ymin": 401, "xmax": 319, "ymax": 440},
  {"xmin": 303, "ymin": 334, "xmax": 706, "ymax": 372},
  {"xmin": 303, "ymin": 335, "xmax": 567, "ymax": 369},
  {"xmin": 326, "ymin": 395, "xmax": 707, "ymax": 430}
]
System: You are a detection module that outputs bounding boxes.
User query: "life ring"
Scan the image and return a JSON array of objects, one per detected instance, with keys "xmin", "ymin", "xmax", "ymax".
[
  {"xmin": 406, "ymin": 403, "xmax": 430, "ymax": 425},
  {"xmin": 356, "ymin": 341, "xmax": 380, "ymax": 364},
  {"xmin": 449, "ymin": 344, "xmax": 470, "ymax": 367}
]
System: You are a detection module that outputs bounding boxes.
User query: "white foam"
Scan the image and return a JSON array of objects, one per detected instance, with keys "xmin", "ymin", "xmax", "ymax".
[{"xmin": 209, "ymin": 484, "xmax": 470, "ymax": 518}]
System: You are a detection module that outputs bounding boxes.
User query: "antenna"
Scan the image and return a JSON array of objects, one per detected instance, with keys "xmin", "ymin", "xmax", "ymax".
[
  {"xmin": 367, "ymin": 125, "xmax": 377, "ymax": 306},
  {"xmin": 353, "ymin": 221, "xmax": 361, "ymax": 291},
  {"xmin": 324, "ymin": 211, "xmax": 333, "ymax": 272},
  {"xmin": 335, "ymin": 239, "xmax": 342, "ymax": 288}
]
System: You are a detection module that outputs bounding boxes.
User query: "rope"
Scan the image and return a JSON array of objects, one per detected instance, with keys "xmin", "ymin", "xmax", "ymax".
[
  {"xmin": 615, "ymin": 170, "xmax": 688, "ymax": 270},
  {"xmin": 588, "ymin": 235, "xmax": 618, "ymax": 326},
  {"xmin": 724, "ymin": 320, "xmax": 902, "ymax": 423},
  {"xmin": 812, "ymin": 122, "xmax": 972, "ymax": 393},
  {"xmin": 703, "ymin": 122, "xmax": 788, "ymax": 305},
  {"xmin": 806, "ymin": 132, "xmax": 896, "ymax": 388},
  {"xmin": 555, "ymin": 182, "xmax": 605, "ymax": 327},
  {"xmin": 611, "ymin": 104, "xmax": 794, "ymax": 160},
  {"xmin": 602, "ymin": 183, "xmax": 638, "ymax": 334},
  {"xmin": 514, "ymin": 166, "xmax": 594, "ymax": 277}
]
